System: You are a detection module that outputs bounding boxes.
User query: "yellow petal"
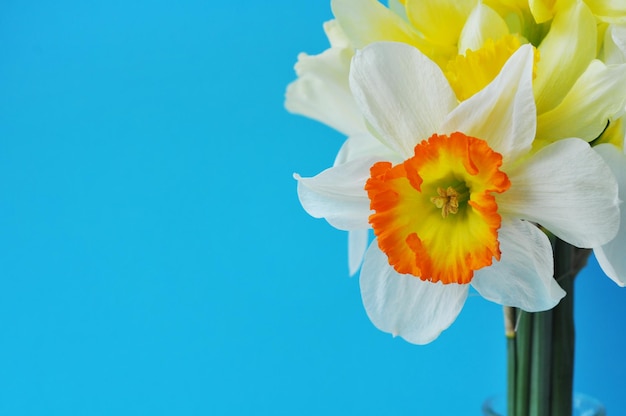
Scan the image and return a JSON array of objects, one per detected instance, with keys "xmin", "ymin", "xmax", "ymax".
[
  {"xmin": 594, "ymin": 115, "xmax": 625, "ymax": 150},
  {"xmin": 404, "ymin": 0, "xmax": 475, "ymax": 47},
  {"xmin": 332, "ymin": 0, "xmax": 422, "ymax": 47},
  {"xmin": 331, "ymin": 0, "xmax": 452, "ymax": 67},
  {"xmin": 603, "ymin": 24, "xmax": 626, "ymax": 64},
  {"xmin": 533, "ymin": 1, "xmax": 597, "ymax": 114},
  {"xmin": 529, "ymin": 0, "xmax": 557, "ymax": 23},
  {"xmin": 485, "ymin": 0, "xmax": 527, "ymax": 10},
  {"xmin": 446, "ymin": 35, "xmax": 526, "ymax": 101},
  {"xmin": 536, "ymin": 60, "xmax": 626, "ymax": 142},
  {"xmin": 586, "ymin": 0, "xmax": 626, "ymax": 24},
  {"xmin": 528, "ymin": 0, "xmax": 579, "ymax": 23},
  {"xmin": 458, "ymin": 3, "xmax": 510, "ymax": 54}
]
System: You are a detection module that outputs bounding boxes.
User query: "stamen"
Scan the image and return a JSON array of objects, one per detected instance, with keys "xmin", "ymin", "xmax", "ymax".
[{"xmin": 430, "ymin": 186, "xmax": 460, "ymax": 218}]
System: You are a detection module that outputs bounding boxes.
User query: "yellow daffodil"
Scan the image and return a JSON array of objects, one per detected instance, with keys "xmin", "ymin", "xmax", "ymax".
[
  {"xmin": 288, "ymin": 0, "xmax": 626, "ymax": 141},
  {"xmin": 295, "ymin": 43, "xmax": 619, "ymax": 343}
]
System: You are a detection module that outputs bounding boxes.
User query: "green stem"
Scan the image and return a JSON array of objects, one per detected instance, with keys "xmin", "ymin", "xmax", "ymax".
[
  {"xmin": 550, "ymin": 240, "xmax": 576, "ymax": 416},
  {"xmin": 514, "ymin": 311, "xmax": 532, "ymax": 416},
  {"xmin": 505, "ymin": 307, "xmax": 516, "ymax": 416},
  {"xmin": 530, "ymin": 310, "xmax": 552, "ymax": 416},
  {"xmin": 505, "ymin": 238, "xmax": 590, "ymax": 416}
]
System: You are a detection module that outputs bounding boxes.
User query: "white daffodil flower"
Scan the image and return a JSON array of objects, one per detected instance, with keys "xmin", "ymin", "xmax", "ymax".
[
  {"xmin": 294, "ymin": 42, "xmax": 620, "ymax": 344},
  {"xmin": 286, "ymin": 1, "xmax": 626, "ymax": 277}
]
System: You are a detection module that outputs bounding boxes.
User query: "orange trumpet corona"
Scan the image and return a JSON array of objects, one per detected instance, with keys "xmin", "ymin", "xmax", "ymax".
[{"xmin": 365, "ymin": 132, "xmax": 511, "ymax": 284}]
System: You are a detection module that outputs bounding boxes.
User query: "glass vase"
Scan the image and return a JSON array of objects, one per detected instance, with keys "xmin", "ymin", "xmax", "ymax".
[{"xmin": 482, "ymin": 393, "xmax": 606, "ymax": 416}]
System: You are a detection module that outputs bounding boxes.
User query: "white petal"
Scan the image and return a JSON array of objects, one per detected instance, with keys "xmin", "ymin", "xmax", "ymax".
[
  {"xmin": 536, "ymin": 60, "xmax": 626, "ymax": 142},
  {"xmin": 294, "ymin": 157, "xmax": 376, "ymax": 231},
  {"xmin": 360, "ymin": 242, "xmax": 469, "ymax": 344},
  {"xmin": 458, "ymin": 3, "xmax": 509, "ymax": 54},
  {"xmin": 498, "ymin": 138, "xmax": 620, "ymax": 248},
  {"xmin": 472, "ymin": 220, "xmax": 564, "ymax": 311},
  {"xmin": 441, "ymin": 44, "xmax": 536, "ymax": 164},
  {"xmin": 333, "ymin": 132, "xmax": 400, "ymax": 166},
  {"xmin": 348, "ymin": 229, "xmax": 369, "ymax": 276},
  {"xmin": 349, "ymin": 42, "xmax": 457, "ymax": 159},
  {"xmin": 285, "ymin": 46, "xmax": 364, "ymax": 136},
  {"xmin": 593, "ymin": 144, "xmax": 626, "ymax": 286}
]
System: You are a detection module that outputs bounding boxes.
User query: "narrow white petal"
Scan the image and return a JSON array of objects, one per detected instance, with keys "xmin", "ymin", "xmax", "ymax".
[
  {"xmin": 441, "ymin": 44, "xmax": 536, "ymax": 164},
  {"xmin": 295, "ymin": 157, "xmax": 377, "ymax": 231},
  {"xmin": 498, "ymin": 139, "xmax": 620, "ymax": 248},
  {"xmin": 472, "ymin": 220, "xmax": 564, "ymax": 311},
  {"xmin": 593, "ymin": 144, "xmax": 626, "ymax": 286},
  {"xmin": 348, "ymin": 229, "xmax": 369, "ymax": 276},
  {"xmin": 333, "ymin": 132, "xmax": 399, "ymax": 167},
  {"xmin": 349, "ymin": 42, "xmax": 457, "ymax": 159},
  {"xmin": 360, "ymin": 242, "xmax": 469, "ymax": 344},
  {"xmin": 285, "ymin": 46, "xmax": 364, "ymax": 136}
]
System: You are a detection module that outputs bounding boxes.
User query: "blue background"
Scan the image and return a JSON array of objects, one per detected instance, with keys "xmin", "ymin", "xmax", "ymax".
[{"xmin": 0, "ymin": 1, "xmax": 623, "ymax": 414}]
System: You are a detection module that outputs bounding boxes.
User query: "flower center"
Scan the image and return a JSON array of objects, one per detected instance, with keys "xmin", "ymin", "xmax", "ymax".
[
  {"xmin": 430, "ymin": 184, "xmax": 469, "ymax": 218},
  {"xmin": 365, "ymin": 132, "xmax": 511, "ymax": 284}
]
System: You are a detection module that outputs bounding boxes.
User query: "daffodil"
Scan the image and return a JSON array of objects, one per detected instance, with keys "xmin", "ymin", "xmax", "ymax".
[
  {"xmin": 286, "ymin": 0, "xmax": 626, "ymax": 276},
  {"xmin": 295, "ymin": 43, "xmax": 620, "ymax": 343},
  {"xmin": 289, "ymin": 0, "xmax": 626, "ymax": 141},
  {"xmin": 286, "ymin": 0, "xmax": 626, "ymax": 151}
]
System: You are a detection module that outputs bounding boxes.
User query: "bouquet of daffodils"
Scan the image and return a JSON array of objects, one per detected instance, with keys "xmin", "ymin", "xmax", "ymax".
[{"xmin": 286, "ymin": 0, "xmax": 626, "ymax": 414}]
